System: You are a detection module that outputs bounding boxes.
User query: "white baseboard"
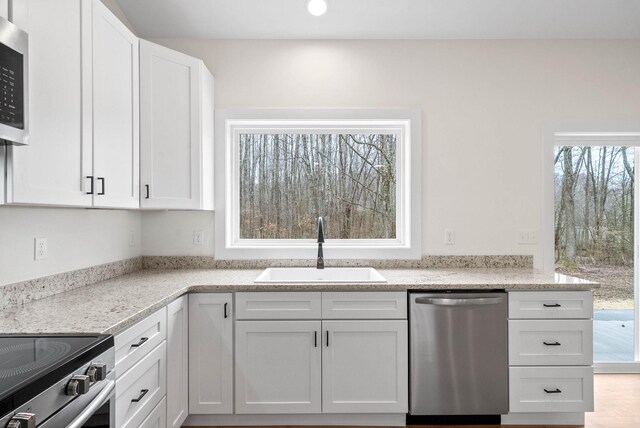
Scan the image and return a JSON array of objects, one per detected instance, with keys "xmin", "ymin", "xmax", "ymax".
[
  {"xmin": 501, "ymin": 412, "xmax": 585, "ymax": 425},
  {"xmin": 184, "ymin": 413, "xmax": 406, "ymax": 426}
]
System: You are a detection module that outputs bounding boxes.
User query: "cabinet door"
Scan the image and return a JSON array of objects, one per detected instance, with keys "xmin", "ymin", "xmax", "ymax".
[
  {"xmin": 166, "ymin": 296, "xmax": 188, "ymax": 428},
  {"xmin": 8, "ymin": 0, "xmax": 92, "ymax": 206},
  {"xmin": 235, "ymin": 321, "xmax": 322, "ymax": 414},
  {"xmin": 322, "ymin": 320, "xmax": 408, "ymax": 413},
  {"xmin": 140, "ymin": 397, "xmax": 166, "ymax": 428},
  {"xmin": 0, "ymin": 0, "xmax": 8, "ymax": 20},
  {"xmin": 91, "ymin": 0, "xmax": 139, "ymax": 208},
  {"xmin": 189, "ymin": 293, "xmax": 233, "ymax": 414},
  {"xmin": 140, "ymin": 40, "xmax": 213, "ymax": 210}
]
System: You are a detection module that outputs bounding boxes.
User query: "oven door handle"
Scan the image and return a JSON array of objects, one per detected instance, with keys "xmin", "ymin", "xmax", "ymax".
[{"xmin": 66, "ymin": 380, "xmax": 115, "ymax": 428}]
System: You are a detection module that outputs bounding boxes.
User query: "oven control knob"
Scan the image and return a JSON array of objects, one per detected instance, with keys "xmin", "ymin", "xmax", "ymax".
[
  {"xmin": 86, "ymin": 363, "xmax": 107, "ymax": 382},
  {"xmin": 6, "ymin": 413, "xmax": 35, "ymax": 428},
  {"xmin": 66, "ymin": 374, "xmax": 91, "ymax": 396}
]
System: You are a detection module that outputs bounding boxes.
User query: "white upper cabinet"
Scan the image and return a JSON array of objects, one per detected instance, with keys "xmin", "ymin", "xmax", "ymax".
[
  {"xmin": 90, "ymin": 0, "xmax": 139, "ymax": 208},
  {"xmin": 0, "ymin": 0, "xmax": 8, "ymax": 20},
  {"xmin": 7, "ymin": 0, "xmax": 138, "ymax": 209},
  {"xmin": 140, "ymin": 40, "xmax": 214, "ymax": 210},
  {"xmin": 8, "ymin": 0, "xmax": 92, "ymax": 206}
]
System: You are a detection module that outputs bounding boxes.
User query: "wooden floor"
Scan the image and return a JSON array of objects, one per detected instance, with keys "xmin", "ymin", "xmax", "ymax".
[{"xmin": 190, "ymin": 374, "xmax": 640, "ymax": 428}]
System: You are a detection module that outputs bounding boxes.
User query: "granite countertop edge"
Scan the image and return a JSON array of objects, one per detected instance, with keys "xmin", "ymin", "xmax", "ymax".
[{"xmin": 0, "ymin": 268, "xmax": 599, "ymax": 335}]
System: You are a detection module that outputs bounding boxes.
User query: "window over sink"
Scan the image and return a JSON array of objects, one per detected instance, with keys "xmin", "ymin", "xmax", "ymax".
[{"xmin": 214, "ymin": 109, "xmax": 422, "ymax": 260}]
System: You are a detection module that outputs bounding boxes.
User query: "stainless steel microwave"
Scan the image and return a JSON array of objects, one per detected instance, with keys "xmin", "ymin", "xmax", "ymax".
[{"xmin": 0, "ymin": 15, "xmax": 28, "ymax": 145}]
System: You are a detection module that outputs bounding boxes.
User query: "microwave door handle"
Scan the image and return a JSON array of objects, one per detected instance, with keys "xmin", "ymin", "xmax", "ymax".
[{"xmin": 66, "ymin": 380, "xmax": 115, "ymax": 428}]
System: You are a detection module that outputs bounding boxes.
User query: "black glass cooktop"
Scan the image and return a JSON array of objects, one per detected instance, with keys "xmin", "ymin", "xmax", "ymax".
[{"xmin": 0, "ymin": 335, "xmax": 113, "ymax": 415}]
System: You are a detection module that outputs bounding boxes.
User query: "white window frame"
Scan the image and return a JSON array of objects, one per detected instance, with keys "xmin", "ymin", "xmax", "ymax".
[{"xmin": 214, "ymin": 108, "xmax": 422, "ymax": 260}]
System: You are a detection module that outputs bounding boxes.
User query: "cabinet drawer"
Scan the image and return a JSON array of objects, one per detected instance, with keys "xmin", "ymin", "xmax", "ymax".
[
  {"xmin": 139, "ymin": 396, "xmax": 166, "ymax": 428},
  {"xmin": 115, "ymin": 307, "xmax": 167, "ymax": 376},
  {"xmin": 116, "ymin": 341, "xmax": 167, "ymax": 428},
  {"xmin": 322, "ymin": 292, "xmax": 407, "ymax": 319},
  {"xmin": 509, "ymin": 366, "xmax": 594, "ymax": 413},
  {"xmin": 508, "ymin": 291, "xmax": 592, "ymax": 319},
  {"xmin": 509, "ymin": 320, "xmax": 593, "ymax": 366},
  {"xmin": 236, "ymin": 292, "xmax": 321, "ymax": 319}
]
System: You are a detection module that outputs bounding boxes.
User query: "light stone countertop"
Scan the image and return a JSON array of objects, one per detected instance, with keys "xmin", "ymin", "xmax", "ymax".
[{"xmin": 0, "ymin": 268, "xmax": 597, "ymax": 335}]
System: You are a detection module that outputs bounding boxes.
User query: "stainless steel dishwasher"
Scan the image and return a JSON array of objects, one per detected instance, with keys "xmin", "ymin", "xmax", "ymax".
[{"xmin": 409, "ymin": 291, "xmax": 508, "ymax": 415}]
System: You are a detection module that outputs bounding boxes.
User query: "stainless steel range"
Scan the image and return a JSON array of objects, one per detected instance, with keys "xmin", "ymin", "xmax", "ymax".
[{"xmin": 0, "ymin": 335, "xmax": 114, "ymax": 428}]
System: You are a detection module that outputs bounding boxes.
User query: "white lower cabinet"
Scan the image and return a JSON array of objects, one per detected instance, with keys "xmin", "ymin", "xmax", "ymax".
[
  {"xmin": 114, "ymin": 308, "xmax": 168, "ymax": 428},
  {"xmin": 322, "ymin": 320, "xmax": 408, "ymax": 413},
  {"xmin": 115, "ymin": 341, "xmax": 167, "ymax": 428},
  {"xmin": 233, "ymin": 291, "xmax": 409, "ymax": 416},
  {"xmin": 166, "ymin": 296, "xmax": 188, "ymax": 427},
  {"xmin": 235, "ymin": 321, "xmax": 322, "ymax": 414},
  {"xmin": 509, "ymin": 366, "xmax": 594, "ymax": 413},
  {"xmin": 507, "ymin": 290, "xmax": 594, "ymax": 418},
  {"xmin": 140, "ymin": 396, "xmax": 167, "ymax": 428},
  {"xmin": 189, "ymin": 293, "xmax": 234, "ymax": 414}
]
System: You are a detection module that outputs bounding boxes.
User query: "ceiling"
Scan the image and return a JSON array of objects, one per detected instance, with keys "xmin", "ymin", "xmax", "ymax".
[{"xmin": 114, "ymin": 0, "xmax": 640, "ymax": 39}]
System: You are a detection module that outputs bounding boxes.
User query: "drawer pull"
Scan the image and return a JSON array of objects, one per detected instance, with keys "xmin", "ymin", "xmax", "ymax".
[
  {"xmin": 131, "ymin": 337, "xmax": 148, "ymax": 348},
  {"xmin": 543, "ymin": 303, "xmax": 562, "ymax": 308},
  {"xmin": 543, "ymin": 341, "xmax": 561, "ymax": 346},
  {"xmin": 131, "ymin": 389, "xmax": 149, "ymax": 403},
  {"xmin": 544, "ymin": 388, "xmax": 562, "ymax": 394}
]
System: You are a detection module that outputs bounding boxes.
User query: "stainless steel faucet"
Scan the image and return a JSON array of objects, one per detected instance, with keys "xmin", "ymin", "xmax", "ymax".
[{"xmin": 317, "ymin": 217, "xmax": 325, "ymax": 269}]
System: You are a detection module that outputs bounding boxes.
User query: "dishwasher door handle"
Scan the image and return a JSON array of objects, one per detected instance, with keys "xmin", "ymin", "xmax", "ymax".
[{"xmin": 415, "ymin": 297, "xmax": 504, "ymax": 306}]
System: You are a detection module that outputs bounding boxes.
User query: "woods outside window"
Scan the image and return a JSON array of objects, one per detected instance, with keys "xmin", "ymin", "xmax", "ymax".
[{"xmin": 215, "ymin": 109, "xmax": 422, "ymax": 260}]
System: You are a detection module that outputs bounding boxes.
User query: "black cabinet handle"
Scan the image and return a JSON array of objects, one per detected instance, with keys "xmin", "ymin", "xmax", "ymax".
[
  {"xmin": 543, "ymin": 341, "xmax": 561, "ymax": 346},
  {"xmin": 145, "ymin": 184, "xmax": 150, "ymax": 199},
  {"xmin": 86, "ymin": 176, "xmax": 94, "ymax": 195},
  {"xmin": 314, "ymin": 331, "xmax": 318, "ymax": 347},
  {"xmin": 224, "ymin": 302, "xmax": 228, "ymax": 318},
  {"xmin": 543, "ymin": 303, "xmax": 561, "ymax": 308},
  {"xmin": 97, "ymin": 177, "xmax": 105, "ymax": 195},
  {"xmin": 326, "ymin": 331, "xmax": 329, "ymax": 347},
  {"xmin": 131, "ymin": 337, "xmax": 148, "ymax": 348},
  {"xmin": 131, "ymin": 389, "xmax": 149, "ymax": 403},
  {"xmin": 544, "ymin": 388, "xmax": 562, "ymax": 394}
]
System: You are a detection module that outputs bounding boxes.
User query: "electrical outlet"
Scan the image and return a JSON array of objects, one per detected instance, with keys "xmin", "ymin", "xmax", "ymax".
[
  {"xmin": 34, "ymin": 238, "xmax": 48, "ymax": 260},
  {"xmin": 193, "ymin": 230, "xmax": 204, "ymax": 246},
  {"xmin": 129, "ymin": 231, "xmax": 136, "ymax": 247},
  {"xmin": 518, "ymin": 230, "xmax": 538, "ymax": 245},
  {"xmin": 444, "ymin": 229, "xmax": 455, "ymax": 245}
]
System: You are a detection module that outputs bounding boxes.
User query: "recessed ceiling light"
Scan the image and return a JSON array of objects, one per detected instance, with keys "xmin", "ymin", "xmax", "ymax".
[{"xmin": 307, "ymin": 0, "xmax": 327, "ymax": 16}]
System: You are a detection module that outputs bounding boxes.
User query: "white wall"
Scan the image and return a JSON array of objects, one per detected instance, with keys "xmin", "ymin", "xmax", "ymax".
[
  {"xmin": 144, "ymin": 39, "xmax": 640, "ymax": 268},
  {"xmin": 142, "ymin": 211, "xmax": 214, "ymax": 256},
  {"xmin": 0, "ymin": 207, "xmax": 141, "ymax": 285}
]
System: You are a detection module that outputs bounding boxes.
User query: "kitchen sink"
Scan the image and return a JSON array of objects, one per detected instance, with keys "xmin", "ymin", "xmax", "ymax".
[{"xmin": 254, "ymin": 267, "xmax": 387, "ymax": 283}]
